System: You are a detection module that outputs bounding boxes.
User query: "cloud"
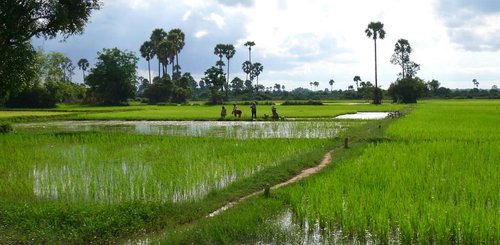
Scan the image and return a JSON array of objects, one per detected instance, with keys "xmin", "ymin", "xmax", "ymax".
[
  {"xmin": 216, "ymin": 0, "xmax": 254, "ymax": 7},
  {"xmin": 436, "ymin": 0, "xmax": 500, "ymax": 51}
]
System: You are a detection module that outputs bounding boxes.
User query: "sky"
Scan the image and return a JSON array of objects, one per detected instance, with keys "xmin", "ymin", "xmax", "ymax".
[{"xmin": 33, "ymin": 0, "xmax": 500, "ymax": 91}]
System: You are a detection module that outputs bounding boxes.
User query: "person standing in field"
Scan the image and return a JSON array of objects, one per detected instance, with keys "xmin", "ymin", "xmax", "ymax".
[
  {"xmin": 221, "ymin": 106, "xmax": 227, "ymax": 119},
  {"xmin": 232, "ymin": 102, "xmax": 237, "ymax": 115},
  {"xmin": 250, "ymin": 101, "xmax": 257, "ymax": 120},
  {"xmin": 271, "ymin": 103, "xmax": 279, "ymax": 120}
]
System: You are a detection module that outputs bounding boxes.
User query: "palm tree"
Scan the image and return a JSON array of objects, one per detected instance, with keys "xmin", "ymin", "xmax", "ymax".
[
  {"xmin": 242, "ymin": 61, "xmax": 252, "ymax": 81},
  {"xmin": 140, "ymin": 41, "xmax": 154, "ymax": 83},
  {"xmin": 244, "ymin": 41, "xmax": 255, "ymax": 63},
  {"xmin": 353, "ymin": 75, "xmax": 362, "ymax": 90},
  {"xmin": 473, "ymin": 79, "xmax": 479, "ymax": 88},
  {"xmin": 251, "ymin": 62, "xmax": 263, "ymax": 90},
  {"xmin": 224, "ymin": 44, "xmax": 236, "ymax": 85},
  {"xmin": 77, "ymin": 58, "xmax": 89, "ymax": 82},
  {"xmin": 313, "ymin": 81, "xmax": 319, "ymax": 90},
  {"xmin": 167, "ymin": 28, "xmax": 185, "ymax": 75},
  {"xmin": 150, "ymin": 28, "xmax": 168, "ymax": 77},
  {"xmin": 309, "ymin": 82, "xmax": 313, "ymax": 90},
  {"xmin": 329, "ymin": 79, "xmax": 335, "ymax": 91},
  {"xmin": 214, "ymin": 44, "xmax": 226, "ymax": 70},
  {"xmin": 365, "ymin": 21, "xmax": 386, "ymax": 104},
  {"xmin": 157, "ymin": 39, "xmax": 174, "ymax": 77}
]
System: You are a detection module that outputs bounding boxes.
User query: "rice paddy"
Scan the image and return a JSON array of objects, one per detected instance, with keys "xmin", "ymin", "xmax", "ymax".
[
  {"xmin": 2, "ymin": 100, "xmax": 497, "ymax": 244},
  {"xmin": 280, "ymin": 99, "xmax": 500, "ymax": 244}
]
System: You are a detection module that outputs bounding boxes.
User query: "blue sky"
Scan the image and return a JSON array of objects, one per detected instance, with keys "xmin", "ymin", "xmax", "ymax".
[{"xmin": 33, "ymin": 0, "xmax": 500, "ymax": 90}]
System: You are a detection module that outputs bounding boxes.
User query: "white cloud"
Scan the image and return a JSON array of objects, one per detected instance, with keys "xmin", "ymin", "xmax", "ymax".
[
  {"xmin": 207, "ymin": 13, "xmax": 225, "ymax": 29},
  {"xmin": 194, "ymin": 30, "xmax": 208, "ymax": 39},
  {"xmin": 182, "ymin": 10, "xmax": 192, "ymax": 21}
]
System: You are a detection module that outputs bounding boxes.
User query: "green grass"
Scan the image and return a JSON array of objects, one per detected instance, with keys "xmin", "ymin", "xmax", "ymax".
[
  {"xmin": 67, "ymin": 103, "xmax": 405, "ymax": 121},
  {"xmin": 0, "ymin": 128, "xmax": 339, "ymax": 243},
  {"xmin": 150, "ymin": 100, "xmax": 499, "ymax": 244},
  {"xmin": 0, "ymin": 110, "xmax": 71, "ymax": 118},
  {"xmin": 282, "ymin": 99, "xmax": 500, "ymax": 243}
]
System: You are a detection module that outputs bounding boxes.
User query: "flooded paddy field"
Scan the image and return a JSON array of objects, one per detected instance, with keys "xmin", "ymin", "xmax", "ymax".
[{"xmin": 15, "ymin": 120, "xmax": 360, "ymax": 139}]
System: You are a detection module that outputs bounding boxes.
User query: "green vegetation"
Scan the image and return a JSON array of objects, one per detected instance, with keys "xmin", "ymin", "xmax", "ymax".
[
  {"xmin": 282, "ymin": 99, "xmax": 500, "ymax": 243},
  {"xmin": 0, "ymin": 115, "xmax": 346, "ymax": 243}
]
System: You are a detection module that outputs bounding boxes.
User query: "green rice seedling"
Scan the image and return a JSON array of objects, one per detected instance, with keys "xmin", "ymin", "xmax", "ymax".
[{"xmin": 281, "ymin": 99, "xmax": 500, "ymax": 243}]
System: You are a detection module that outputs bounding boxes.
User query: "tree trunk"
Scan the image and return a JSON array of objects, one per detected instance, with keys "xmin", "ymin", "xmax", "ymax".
[
  {"xmin": 374, "ymin": 38, "xmax": 379, "ymax": 104},
  {"xmin": 158, "ymin": 59, "xmax": 161, "ymax": 78},
  {"xmin": 226, "ymin": 58, "xmax": 230, "ymax": 98},
  {"xmin": 147, "ymin": 60, "xmax": 151, "ymax": 84}
]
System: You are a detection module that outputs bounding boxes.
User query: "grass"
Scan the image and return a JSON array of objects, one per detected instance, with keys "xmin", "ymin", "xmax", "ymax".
[
  {"xmin": 282, "ymin": 99, "xmax": 500, "ymax": 243},
  {"xmin": 148, "ymin": 100, "xmax": 499, "ymax": 244},
  {"xmin": 0, "ymin": 128, "xmax": 339, "ymax": 243}
]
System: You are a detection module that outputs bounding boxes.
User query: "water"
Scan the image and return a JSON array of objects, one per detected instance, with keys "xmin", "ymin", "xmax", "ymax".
[
  {"xmin": 16, "ymin": 120, "xmax": 358, "ymax": 139},
  {"xmin": 335, "ymin": 112, "xmax": 390, "ymax": 120}
]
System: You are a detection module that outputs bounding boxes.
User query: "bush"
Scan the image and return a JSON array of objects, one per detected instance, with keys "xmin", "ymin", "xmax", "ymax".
[
  {"xmin": 0, "ymin": 123, "xmax": 13, "ymax": 134},
  {"xmin": 6, "ymin": 86, "xmax": 57, "ymax": 108}
]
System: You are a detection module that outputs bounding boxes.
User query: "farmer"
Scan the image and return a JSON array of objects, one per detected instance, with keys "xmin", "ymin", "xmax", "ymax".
[
  {"xmin": 271, "ymin": 103, "xmax": 279, "ymax": 120},
  {"xmin": 232, "ymin": 102, "xmax": 237, "ymax": 114},
  {"xmin": 250, "ymin": 101, "xmax": 257, "ymax": 120},
  {"xmin": 221, "ymin": 106, "xmax": 227, "ymax": 119}
]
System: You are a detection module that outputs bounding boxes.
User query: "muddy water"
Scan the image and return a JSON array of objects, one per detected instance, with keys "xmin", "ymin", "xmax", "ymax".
[{"xmin": 16, "ymin": 120, "xmax": 358, "ymax": 139}]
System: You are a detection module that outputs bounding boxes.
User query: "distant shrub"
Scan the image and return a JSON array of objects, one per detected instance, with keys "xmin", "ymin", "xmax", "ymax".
[
  {"xmin": 282, "ymin": 100, "xmax": 323, "ymax": 105},
  {"xmin": 0, "ymin": 123, "xmax": 13, "ymax": 134}
]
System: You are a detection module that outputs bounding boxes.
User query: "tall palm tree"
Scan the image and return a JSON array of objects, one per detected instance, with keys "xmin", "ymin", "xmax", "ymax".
[
  {"xmin": 309, "ymin": 82, "xmax": 313, "ymax": 90},
  {"xmin": 365, "ymin": 21, "xmax": 386, "ymax": 104},
  {"xmin": 251, "ymin": 62, "xmax": 263, "ymax": 90},
  {"xmin": 140, "ymin": 41, "xmax": 154, "ymax": 83},
  {"xmin": 150, "ymin": 28, "xmax": 168, "ymax": 77},
  {"xmin": 157, "ymin": 39, "xmax": 174, "ymax": 77},
  {"xmin": 214, "ymin": 44, "xmax": 226, "ymax": 70},
  {"xmin": 329, "ymin": 79, "xmax": 335, "ymax": 91},
  {"xmin": 244, "ymin": 41, "xmax": 255, "ymax": 63},
  {"xmin": 353, "ymin": 75, "xmax": 361, "ymax": 90},
  {"xmin": 77, "ymin": 58, "xmax": 89, "ymax": 82},
  {"xmin": 313, "ymin": 81, "xmax": 319, "ymax": 90},
  {"xmin": 472, "ymin": 79, "xmax": 479, "ymax": 88},
  {"xmin": 167, "ymin": 29, "xmax": 185, "ymax": 76},
  {"xmin": 224, "ymin": 44, "xmax": 236, "ymax": 85}
]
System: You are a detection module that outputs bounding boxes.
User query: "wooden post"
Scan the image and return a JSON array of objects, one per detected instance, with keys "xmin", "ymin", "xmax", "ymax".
[
  {"xmin": 344, "ymin": 137, "xmax": 349, "ymax": 148},
  {"xmin": 264, "ymin": 183, "xmax": 270, "ymax": 198}
]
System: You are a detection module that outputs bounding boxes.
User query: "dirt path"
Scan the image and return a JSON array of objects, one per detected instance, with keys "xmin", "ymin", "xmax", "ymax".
[{"xmin": 208, "ymin": 151, "xmax": 333, "ymax": 217}]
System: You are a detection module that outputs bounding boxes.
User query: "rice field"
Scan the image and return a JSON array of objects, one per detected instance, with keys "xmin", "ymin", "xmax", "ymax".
[
  {"xmin": 0, "ymin": 111, "xmax": 354, "ymax": 243},
  {"xmin": 282, "ymin": 99, "xmax": 500, "ymax": 244}
]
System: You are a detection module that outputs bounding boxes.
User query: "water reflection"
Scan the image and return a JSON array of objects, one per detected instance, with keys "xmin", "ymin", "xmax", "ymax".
[{"xmin": 17, "ymin": 120, "xmax": 358, "ymax": 139}]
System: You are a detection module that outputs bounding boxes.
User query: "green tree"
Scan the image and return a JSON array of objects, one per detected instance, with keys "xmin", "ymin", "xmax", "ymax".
[
  {"xmin": 242, "ymin": 61, "xmax": 252, "ymax": 81},
  {"xmin": 244, "ymin": 41, "xmax": 256, "ymax": 63},
  {"xmin": 77, "ymin": 58, "xmax": 90, "ymax": 82},
  {"xmin": 388, "ymin": 77, "xmax": 427, "ymax": 103},
  {"xmin": 150, "ymin": 28, "xmax": 168, "ymax": 77},
  {"xmin": 167, "ymin": 29, "xmax": 185, "ymax": 76},
  {"xmin": 0, "ymin": 0, "xmax": 101, "ymax": 103},
  {"xmin": 139, "ymin": 41, "xmax": 154, "ymax": 83},
  {"xmin": 251, "ymin": 62, "xmax": 263, "ymax": 91},
  {"xmin": 472, "ymin": 79, "xmax": 479, "ymax": 88},
  {"xmin": 426, "ymin": 79, "xmax": 440, "ymax": 96},
  {"xmin": 390, "ymin": 39, "xmax": 420, "ymax": 79},
  {"xmin": 85, "ymin": 48, "xmax": 138, "ymax": 105},
  {"xmin": 201, "ymin": 66, "xmax": 225, "ymax": 104},
  {"xmin": 313, "ymin": 81, "xmax": 319, "ymax": 90},
  {"xmin": 231, "ymin": 77, "xmax": 244, "ymax": 94},
  {"xmin": 365, "ymin": 21, "xmax": 386, "ymax": 104},
  {"xmin": 156, "ymin": 39, "xmax": 174, "ymax": 77},
  {"xmin": 214, "ymin": 44, "xmax": 226, "ymax": 70},
  {"xmin": 329, "ymin": 79, "xmax": 335, "ymax": 91},
  {"xmin": 353, "ymin": 75, "xmax": 361, "ymax": 90}
]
